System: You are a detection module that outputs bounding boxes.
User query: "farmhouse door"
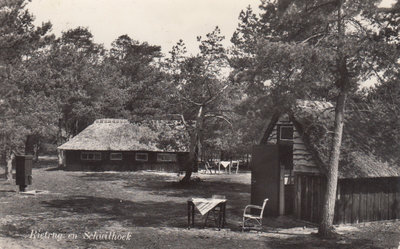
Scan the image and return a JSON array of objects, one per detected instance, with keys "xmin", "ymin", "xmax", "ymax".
[{"xmin": 251, "ymin": 144, "xmax": 280, "ymax": 216}]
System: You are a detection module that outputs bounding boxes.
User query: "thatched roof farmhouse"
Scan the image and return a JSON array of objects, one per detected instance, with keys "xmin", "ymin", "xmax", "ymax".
[{"xmin": 58, "ymin": 119, "xmax": 190, "ymax": 172}]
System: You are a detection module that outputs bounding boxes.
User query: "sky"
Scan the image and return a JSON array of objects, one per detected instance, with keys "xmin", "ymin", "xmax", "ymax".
[
  {"xmin": 28, "ymin": 0, "xmax": 396, "ymax": 55},
  {"xmin": 27, "ymin": 0, "xmax": 262, "ymax": 55},
  {"xmin": 27, "ymin": 0, "xmax": 396, "ymax": 87}
]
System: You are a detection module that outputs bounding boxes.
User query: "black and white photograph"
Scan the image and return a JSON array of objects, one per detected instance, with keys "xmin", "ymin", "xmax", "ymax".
[{"xmin": 1, "ymin": 0, "xmax": 400, "ymax": 248}]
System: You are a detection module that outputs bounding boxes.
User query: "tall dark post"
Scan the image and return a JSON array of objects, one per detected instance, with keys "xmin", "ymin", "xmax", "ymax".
[{"xmin": 15, "ymin": 155, "xmax": 33, "ymax": 192}]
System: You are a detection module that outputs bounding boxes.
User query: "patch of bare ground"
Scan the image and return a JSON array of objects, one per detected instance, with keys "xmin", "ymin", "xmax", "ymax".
[{"xmin": 0, "ymin": 159, "xmax": 399, "ymax": 248}]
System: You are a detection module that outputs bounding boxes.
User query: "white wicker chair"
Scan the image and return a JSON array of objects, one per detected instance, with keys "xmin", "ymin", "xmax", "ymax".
[{"xmin": 242, "ymin": 198, "xmax": 269, "ymax": 231}]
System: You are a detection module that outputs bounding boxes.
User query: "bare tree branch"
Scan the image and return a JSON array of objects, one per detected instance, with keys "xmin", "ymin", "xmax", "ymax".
[
  {"xmin": 204, "ymin": 113, "xmax": 233, "ymax": 128},
  {"xmin": 204, "ymin": 85, "xmax": 228, "ymax": 105},
  {"xmin": 176, "ymin": 91, "xmax": 202, "ymax": 106},
  {"xmin": 299, "ymin": 33, "xmax": 327, "ymax": 44}
]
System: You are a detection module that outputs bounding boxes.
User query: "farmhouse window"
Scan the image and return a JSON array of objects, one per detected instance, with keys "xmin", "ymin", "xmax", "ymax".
[
  {"xmin": 81, "ymin": 152, "xmax": 101, "ymax": 161},
  {"xmin": 110, "ymin": 153, "xmax": 123, "ymax": 160},
  {"xmin": 157, "ymin": 153, "xmax": 177, "ymax": 162},
  {"xmin": 135, "ymin": 153, "xmax": 148, "ymax": 161},
  {"xmin": 279, "ymin": 126, "xmax": 293, "ymax": 141}
]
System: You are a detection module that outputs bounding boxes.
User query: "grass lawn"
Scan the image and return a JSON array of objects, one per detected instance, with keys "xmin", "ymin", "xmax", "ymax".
[{"xmin": 0, "ymin": 157, "xmax": 400, "ymax": 249}]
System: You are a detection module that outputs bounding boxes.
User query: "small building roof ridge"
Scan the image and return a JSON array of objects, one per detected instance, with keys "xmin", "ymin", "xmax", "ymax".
[{"xmin": 94, "ymin": 119, "xmax": 129, "ymax": 124}]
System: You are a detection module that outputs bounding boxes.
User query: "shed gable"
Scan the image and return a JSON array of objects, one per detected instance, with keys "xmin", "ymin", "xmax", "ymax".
[{"xmin": 264, "ymin": 115, "xmax": 321, "ymax": 175}]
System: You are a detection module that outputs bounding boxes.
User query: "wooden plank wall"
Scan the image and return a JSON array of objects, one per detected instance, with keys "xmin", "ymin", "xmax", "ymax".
[
  {"xmin": 334, "ymin": 178, "xmax": 400, "ymax": 224},
  {"xmin": 295, "ymin": 175, "xmax": 400, "ymax": 224},
  {"xmin": 266, "ymin": 116, "xmax": 321, "ymax": 175},
  {"xmin": 267, "ymin": 126, "xmax": 277, "ymax": 144},
  {"xmin": 292, "ymin": 129, "xmax": 321, "ymax": 174},
  {"xmin": 295, "ymin": 174, "xmax": 325, "ymax": 223},
  {"xmin": 266, "ymin": 115, "xmax": 291, "ymax": 144}
]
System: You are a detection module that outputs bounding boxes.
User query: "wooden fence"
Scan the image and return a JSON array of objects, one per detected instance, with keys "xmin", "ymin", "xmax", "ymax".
[
  {"xmin": 295, "ymin": 175, "xmax": 400, "ymax": 224},
  {"xmin": 295, "ymin": 174, "xmax": 325, "ymax": 223},
  {"xmin": 335, "ymin": 177, "xmax": 400, "ymax": 224}
]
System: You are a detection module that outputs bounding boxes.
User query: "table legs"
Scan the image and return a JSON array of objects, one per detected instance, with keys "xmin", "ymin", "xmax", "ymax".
[
  {"xmin": 192, "ymin": 203, "xmax": 195, "ymax": 227},
  {"xmin": 218, "ymin": 206, "xmax": 222, "ymax": 230},
  {"xmin": 218, "ymin": 203, "xmax": 226, "ymax": 230},
  {"xmin": 187, "ymin": 201, "xmax": 191, "ymax": 229},
  {"xmin": 187, "ymin": 201, "xmax": 226, "ymax": 230},
  {"xmin": 187, "ymin": 201, "xmax": 195, "ymax": 229},
  {"xmin": 221, "ymin": 203, "xmax": 226, "ymax": 228}
]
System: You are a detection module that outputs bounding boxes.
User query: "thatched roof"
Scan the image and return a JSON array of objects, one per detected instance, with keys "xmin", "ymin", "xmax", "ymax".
[
  {"xmin": 264, "ymin": 100, "xmax": 400, "ymax": 179},
  {"xmin": 58, "ymin": 119, "xmax": 188, "ymax": 152}
]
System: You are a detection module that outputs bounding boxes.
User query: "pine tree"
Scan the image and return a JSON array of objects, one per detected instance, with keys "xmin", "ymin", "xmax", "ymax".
[{"xmin": 231, "ymin": 0, "xmax": 399, "ymax": 237}]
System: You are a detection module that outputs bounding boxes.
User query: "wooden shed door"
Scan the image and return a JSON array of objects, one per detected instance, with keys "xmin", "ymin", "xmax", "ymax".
[{"xmin": 251, "ymin": 144, "xmax": 280, "ymax": 216}]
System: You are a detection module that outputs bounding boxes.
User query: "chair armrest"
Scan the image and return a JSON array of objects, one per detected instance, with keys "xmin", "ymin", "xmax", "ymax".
[
  {"xmin": 245, "ymin": 205, "xmax": 262, "ymax": 210},
  {"xmin": 243, "ymin": 204, "xmax": 262, "ymax": 215}
]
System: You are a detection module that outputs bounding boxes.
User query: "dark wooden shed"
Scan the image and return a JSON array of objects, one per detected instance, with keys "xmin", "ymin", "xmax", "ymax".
[
  {"xmin": 251, "ymin": 100, "xmax": 400, "ymax": 224},
  {"xmin": 58, "ymin": 119, "xmax": 190, "ymax": 172}
]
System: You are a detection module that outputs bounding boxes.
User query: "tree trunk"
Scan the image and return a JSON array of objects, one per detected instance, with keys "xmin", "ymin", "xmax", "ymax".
[
  {"xmin": 33, "ymin": 142, "xmax": 40, "ymax": 162},
  {"xmin": 25, "ymin": 134, "xmax": 35, "ymax": 155},
  {"xmin": 181, "ymin": 106, "xmax": 204, "ymax": 183},
  {"xmin": 181, "ymin": 130, "xmax": 196, "ymax": 183},
  {"xmin": 318, "ymin": 0, "xmax": 349, "ymax": 237},
  {"xmin": 5, "ymin": 151, "xmax": 14, "ymax": 181},
  {"xmin": 318, "ymin": 88, "xmax": 348, "ymax": 237},
  {"xmin": 58, "ymin": 150, "xmax": 64, "ymax": 167}
]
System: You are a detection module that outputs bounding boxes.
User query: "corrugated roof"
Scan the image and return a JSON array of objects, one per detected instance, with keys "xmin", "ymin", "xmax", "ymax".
[{"xmin": 58, "ymin": 119, "xmax": 188, "ymax": 152}]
